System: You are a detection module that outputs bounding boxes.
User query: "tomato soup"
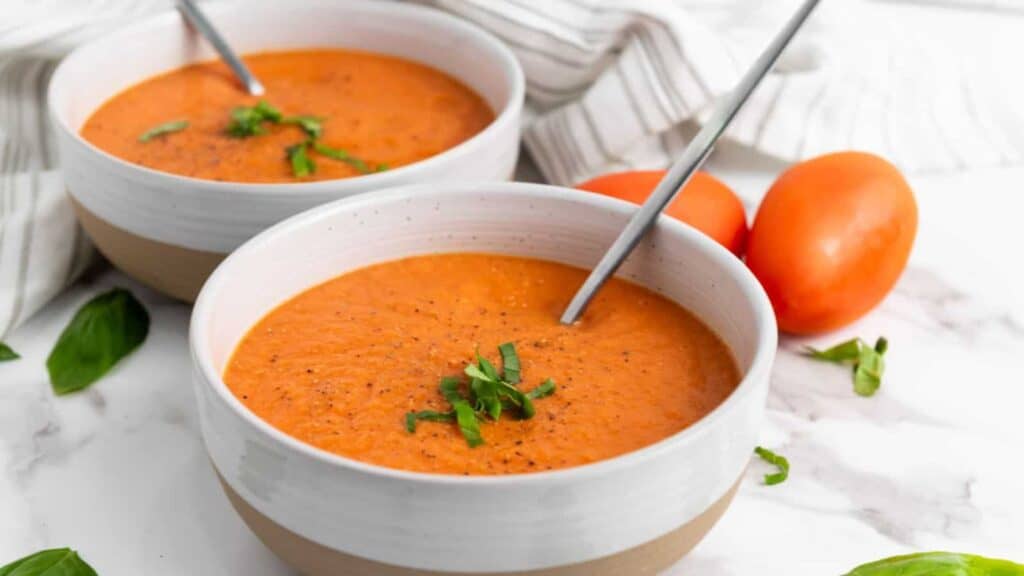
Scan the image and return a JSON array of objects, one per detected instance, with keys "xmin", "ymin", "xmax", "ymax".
[
  {"xmin": 224, "ymin": 254, "xmax": 740, "ymax": 475},
  {"xmin": 80, "ymin": 49, "xmax": 493, "ymax": 182}
]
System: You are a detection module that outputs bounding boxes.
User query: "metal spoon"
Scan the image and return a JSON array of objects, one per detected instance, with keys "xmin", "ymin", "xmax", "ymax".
[
  {"xmin": 176, "ymin": 0, "xmax": 265, "ymax": 96},
  {"xmin": 560, "ymin": 0, "xmax": 821, "ymax": 325}
]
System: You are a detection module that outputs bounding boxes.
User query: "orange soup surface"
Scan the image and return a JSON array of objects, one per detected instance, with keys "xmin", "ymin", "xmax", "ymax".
[
  {"xmin": 224, "ymin": 254, "xmax": 740, "ymax": 475},
  {"xmin": 81, "ymin": 49, "xmax": 493, "ymax": 182}
]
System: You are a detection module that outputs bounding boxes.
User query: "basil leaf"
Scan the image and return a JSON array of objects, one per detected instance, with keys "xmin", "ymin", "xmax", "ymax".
[
  {"xmin": 498, "ymin": 342, "xmax": 521, "ymax": 384},
  {"xmin": 226, "ymin": 100, "xmax": 282, "ymax": 138},
  {"xmin": 874, "ymin": 337, "xmax": 888, "ymax": 355},
  {"xmin": 405, "ymin": 410, "xmax": 454, "ymax": 433},
  {"xmin": 805, "ymin": 338, "xmax": 862, "ymax": 364},
  {"xmin": 853, "ymin": 337, "xmax": 888, "ymax": 397},
  {"xmin": 0, "ymin": 342, "xmax": 19, "ymax": 362},
  {"xmin": 282, "ymin": 115, "xmax": 323, "ymax": 139},
  {"xmin": 477, "ymin": 353, "xmax": 501, "ymax": 382},
  {"xmin": 854, "ymin": 347, "xmax": 884, "ymax": 397},
  {"xmin": 452, "ymin": 401, "xmax": 483, "ymax": 448},
  {"xmin": 498, "ymin": 381, "xmax": 535, "ymax": 419},
  {"xmin": 312, "ymin": 141, "xmax": 373, "ymax": 174},
  {"xmin": 438, "ymin": 377, "xmax": 483, "ymax": 446},
  {"xmin": 754, "ymin": 446, "xmax": 789, "ymax": 485},
  {"xmin": 226, "ymin": 108, "xmax": 266, "ymax": 137},
  {"xmin": 138, "ymin": 120, "xmax": 188, "ymax": 142},
  {"xmin": 0, "ymin": 548, "xmax": 98, "ymax": 576},
  {"xmin": 408, "ymin": 345, "xmax": 556, "ymax": 443},
  {"xmin": 46, "ymin": 288, "xmax": 149, "ymax": 395},
  {"xmin": 843, "ymin": 551, "xmax": 1024, "ymax": 575},
  {"xmin": 253, "ymin": 100, "xmax": 282, "ymax": 122},
  {"xmin": 286, "ymin": 143, "xmax": 316, "ymax": 178},
  {"xmin": 439, "ymin": 376, "xmax": 464, "ymax": 404},
  {"xmin": 464, "ymin": 364, "xmax": 494, "ymax": 383},
  {"xmin": 526, "ymin": 378, "xmax": 556, "ymax": 400},
  {"xmin": 806, "ymin": 336, "xmax": 888, "ymax": 397},
  {"xmin": 470, "ymin": 377, "xmax": 501, "ymax": 420},
  {"xmin": 375, "ymin": 163, "xmax": 389, "ymax": 172}
]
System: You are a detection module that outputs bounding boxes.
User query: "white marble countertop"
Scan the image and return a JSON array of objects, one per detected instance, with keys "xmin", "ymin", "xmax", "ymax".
[{"xmin": 2, "ymin": 151, "xmax": 1023, "ymax": 574}]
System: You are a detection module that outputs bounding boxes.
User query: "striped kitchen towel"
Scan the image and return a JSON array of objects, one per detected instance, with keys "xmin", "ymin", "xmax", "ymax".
[
  {"xmin": 2, "ymin": 0, "xmax": 1024, "ymax": 336},
  {"xmin": 429, "ymin": 0, "xmax": 1024, "ymax": 184}
]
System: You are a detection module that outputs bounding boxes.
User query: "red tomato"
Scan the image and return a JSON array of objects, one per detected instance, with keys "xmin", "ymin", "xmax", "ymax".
[
  {"xmin": 746, "ymin": 152, "xmax": 918, "ymax": 334},
  {"xmin": 576, "ymin": 170, "xmax": 748, "ymax": 256}
]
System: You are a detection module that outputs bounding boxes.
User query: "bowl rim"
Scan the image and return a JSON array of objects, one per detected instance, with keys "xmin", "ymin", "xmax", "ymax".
[
  {"xmin": 190, "ymin": 182, "xmax": 778, "ymax": 486},
  {"xmin": 47, "ymin": 0, "xmax": 525, "ymax": 195}
]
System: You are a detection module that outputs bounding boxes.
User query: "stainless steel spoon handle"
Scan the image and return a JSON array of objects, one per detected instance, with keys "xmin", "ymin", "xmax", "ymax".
[
  {"xmin": 177, "ymin": 0, "xmax": 265, "ymax": 96},
  {"xmin": 560, "ymin": 0, "xmax": 821, "ymax": 325}
]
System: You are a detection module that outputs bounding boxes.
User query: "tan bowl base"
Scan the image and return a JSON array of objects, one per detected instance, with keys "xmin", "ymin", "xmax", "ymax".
[
  {"xmin": 218, "ymin": 472, "xmax": 740, "ymax": 576},
  {"xmin": 71, "ymin": 198, "xmax": 225, "ymax": 302}
]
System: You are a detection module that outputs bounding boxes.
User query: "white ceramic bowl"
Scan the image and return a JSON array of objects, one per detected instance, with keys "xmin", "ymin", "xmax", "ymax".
[
  {"xmin": 190, "ymin": 182, "xmax": 777, "ymax": 575},
  {"xmin": 48, "ymin": 0, "xmax": 524, "ymax": 302}
]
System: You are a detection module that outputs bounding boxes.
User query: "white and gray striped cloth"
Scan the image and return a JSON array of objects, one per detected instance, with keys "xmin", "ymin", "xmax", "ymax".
[{"xmin": 2, "ymin": 0, "xmax": 1024, "ymax": 337}]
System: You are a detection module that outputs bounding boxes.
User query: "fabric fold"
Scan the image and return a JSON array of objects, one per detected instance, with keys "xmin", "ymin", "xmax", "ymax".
[{"xmin": 2, "ymin": 0, "xmax": 1024, "ymax": 336}]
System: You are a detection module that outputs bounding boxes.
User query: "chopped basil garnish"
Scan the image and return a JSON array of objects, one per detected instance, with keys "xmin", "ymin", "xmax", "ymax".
[
  {"xmin": 281, "ymin": 115, "xmax": 323, "ymax": 139},
  {"xmin": 805, "ymin": 337, "xmax": 888, "ymax": 397},
  {"xmin": 499, "ymin": 341, "xmax": 520, "ymax": 383},
  {"xmin": 46, "ymin": 288, "xmax": 149, "ymax": 395},
  {"xmin": 138, "ymin": 119, "xmax": 188, "ymax": 142},
  {"xmin": 469, "ymin": 355, "xmax": 502, "ymax": 420},
  {"xmin": 226, "ymin": 100, "xmax": 281, "ymax": 137},
  {"xmin": 405, "ymin": 410, "xmax": 455, "ymax": 433},
  {"xmin": 220, "ymin": 100, "xmax": 383, "ymax": 177},
  {"xmin": 754, "ymin": 446, "xmax": 789, "ymax": 485},
  {"xmin": 406, "ymin": 342, "xmax": 556, "ymax": 447},
  {"xmin": 0, "ymin": 342, "xmax": 19, "ymax": 361},
  {"xmin": 527, "ymin": 378, "xmax": 556, "ymax": 400},
  {"xmin": 0, "ymin": 547, "xmax": 98, "ymax": 576},
  {"xmin": 439, "ymin": 377, "xmax": 483, "ymax": 447},
  {"xmin": 312, "ymin": 141, "xmax": 376, "ymax": 174},
  {"xmin": 286, "ymin": 142, "xmax": 316, "ymax": 177}
]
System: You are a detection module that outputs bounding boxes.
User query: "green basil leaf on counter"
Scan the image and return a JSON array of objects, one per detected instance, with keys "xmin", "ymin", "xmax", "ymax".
[
  {"xmin": 498, "ymin": 381, "xmax": 535, "ymax": 419},
  {"xmin": 0, "ymin": 342, "xmax": 19, "ymax": 361},
  {"xmin": 754, "ymin": 446, "xmax": 789, "ymax": 486},
  {"xmin": 854, "ymin": 338, "xmax": 887, "ymax": 397},
  {"xmin": 843, "ymin": 551, "xmax": 1024, "ymax": 575},
  {"xmin": 0, "ymin": 548, "xmax": 98, "ymax": 576},
  {"xmin": 46, "ymin": 288, "xmax": 149, "ymax": 395},
  {"xmin": 805, "ymin": 336, "xmax": 889, "ymax": 397},
  {"xmin": 804, "ymin": 338, "xmax": 862, "ymax": 363}
]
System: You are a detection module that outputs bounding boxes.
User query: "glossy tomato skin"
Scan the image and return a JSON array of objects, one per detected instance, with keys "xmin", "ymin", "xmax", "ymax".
[
  {"xmin": 746, "ymin": 152, "xmax": 917, "ymax": 334},
  {"xmin": 576, "ymin": 170, "xmax": 747, "ymax": 256}
]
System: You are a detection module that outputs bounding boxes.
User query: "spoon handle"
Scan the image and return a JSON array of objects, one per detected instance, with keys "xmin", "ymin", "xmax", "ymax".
[
  {"xmin": 177, "ymin": 0, "xmax": 265, "ymax": 96},
  {"xmin": 560, "ymin": 0, "xmax": 821, "ymax": 325}
]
